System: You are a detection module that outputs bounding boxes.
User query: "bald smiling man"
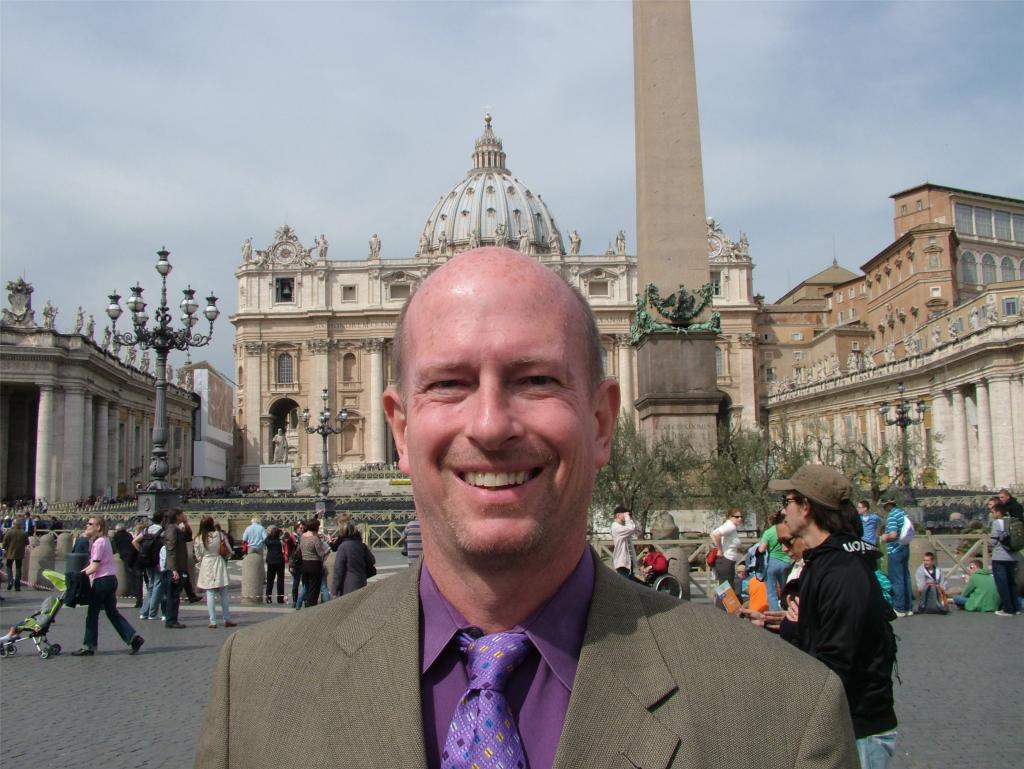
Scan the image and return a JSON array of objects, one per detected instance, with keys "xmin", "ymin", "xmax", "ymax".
[{"xmin": 195, "ymin": 247, "xmax": 857, "ymax": 769}]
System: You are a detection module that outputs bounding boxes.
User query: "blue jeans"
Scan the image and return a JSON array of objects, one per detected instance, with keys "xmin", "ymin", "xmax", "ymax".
[
  {"xmin": 140, "ymin": 565, "xmax": 163, "ymax": 618},
  {"xmin": 205, "ymin": 584, "xmax": 232, "ymax": 625},
  {"xmin": 765, "ymin": 558, "xmax": 790, "ymax": 611},
  {"xmin": 953, "ymin": 594, "xmax": 967, "ymax": 608},
  {"xmin": 887, "ymin": 549, "xmax": 912, "ymax": 613},
  {"xmin": 856, "ymin": 730, "xmax": 896, "ymax": 769},
  {"xmin": 991, "ymin": 560, "xmax": 1018, "ymax": 614},
  {"xmin": 295, "ymin": 571, "xmax": 330, "ymax": 609},
  {"xmin": 83, "ymin": 574, "xmax": 137, "ymax": 649},
  {"xmin": 162, "ymin": 570, "xmax": 182, "ymax": 626}
]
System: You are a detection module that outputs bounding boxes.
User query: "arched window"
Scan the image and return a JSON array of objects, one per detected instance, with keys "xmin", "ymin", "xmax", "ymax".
[
  {"xmin": 1000, "ymin": 257, "xmax": 1016, "ymax": 282},
  {"xmin": 342, "ymin": 353, "xmax": 357, "ymax": 383},
  {"xmin": 961, "ymin": 251, "xmax": 977, "ymax": 284},
  {"xmin": 981, "ymin": 253, "xmax": 997, "ymax": 284},
  {"xmin": 715, "ymin": 347, "xmax": 723, "ymax": 377},
  {"xmin": 341, "ymin": 422, "xmax": 356, "ymax": 454},
  {"xmin": 276, "ymin": 353, "xmax": 293, "ymax": 384}
]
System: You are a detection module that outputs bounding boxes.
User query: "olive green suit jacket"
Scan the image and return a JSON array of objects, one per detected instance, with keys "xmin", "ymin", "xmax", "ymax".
[{"xmin": 194, "ymin": 556, "xmax": 857, "ymax": 769}]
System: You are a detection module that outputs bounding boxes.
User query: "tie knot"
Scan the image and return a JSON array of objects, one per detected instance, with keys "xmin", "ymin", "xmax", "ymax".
[{"xmin": 460, "ymin": 631, "xmax": 532, "ymax": 692}]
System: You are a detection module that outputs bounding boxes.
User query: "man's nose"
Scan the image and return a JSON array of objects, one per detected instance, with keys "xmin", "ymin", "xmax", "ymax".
[{"xmin": 465, "ymin": 380, "xmax": 523, "ymax": 450}]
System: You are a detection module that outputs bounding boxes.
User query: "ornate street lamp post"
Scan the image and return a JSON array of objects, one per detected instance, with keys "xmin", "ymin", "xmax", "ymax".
[
  {"xmin": 302, "ymin": 388, "xmax": 348, "ymax": 516},
  {"xmin": 106, "ymin": 247, "xmax": 219, "ymax": 517},
  {"xmin": 879, "ymin": 382, "xmax": 927, "ymax": 506}
]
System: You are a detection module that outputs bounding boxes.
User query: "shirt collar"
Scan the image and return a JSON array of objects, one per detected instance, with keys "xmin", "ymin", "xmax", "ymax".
[{"xmin": 419, "ymin": 547, "xmax": 594, "ymax": 692}]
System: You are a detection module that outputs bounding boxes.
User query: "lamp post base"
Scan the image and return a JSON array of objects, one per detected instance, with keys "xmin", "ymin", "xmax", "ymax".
[{"xmin": 137, "ymin": 488, "xmax": 181, "ymax": 520}]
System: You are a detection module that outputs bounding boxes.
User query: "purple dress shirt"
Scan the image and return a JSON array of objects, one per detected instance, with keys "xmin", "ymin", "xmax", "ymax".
[{"xmin": 420, "ymin": 548, "xmax": 595, "ymax": 769}]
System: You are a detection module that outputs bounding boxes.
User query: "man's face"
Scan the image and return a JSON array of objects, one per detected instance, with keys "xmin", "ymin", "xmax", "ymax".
[
  {"xmin": 781, "ymin": 493, "xmax": 809, "ymax": 538},
  {"xmin": 384, "ymin": 250, "xmax": 619, "ymax": 571},
  {"xmin": 998, "ymin": 490, "xmax": 1010, "ymax": 505},
  {"xmin": 857, "ymin": 502, "xmax": 868, "ymax": 515},
  {"xmin": 923, "ymin": 555, "xmax": 934, "ymax": 569}
]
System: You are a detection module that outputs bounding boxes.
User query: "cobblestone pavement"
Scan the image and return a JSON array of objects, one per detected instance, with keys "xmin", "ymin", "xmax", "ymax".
[{"xmin": 1, "ymin": 560, "xmax": 1019, "ymax": 769}]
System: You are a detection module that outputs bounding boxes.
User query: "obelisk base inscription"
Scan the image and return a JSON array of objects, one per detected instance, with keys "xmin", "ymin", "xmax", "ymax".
[{"xmin": 634, "ymin": 331, "xmax": 723, "ymax": 455}]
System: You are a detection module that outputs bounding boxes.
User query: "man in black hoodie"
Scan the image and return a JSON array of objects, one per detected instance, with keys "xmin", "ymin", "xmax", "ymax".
[{"xmin": 769, "ymin": 465, "xmax": 897, "ymax": 769}]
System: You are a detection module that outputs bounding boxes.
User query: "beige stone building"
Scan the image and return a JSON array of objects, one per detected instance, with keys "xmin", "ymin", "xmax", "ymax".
[
  {"xmin": 0, "ymin": 279, "xmax": 196, "ymax": 503},
  {"xmin": 232, "ymin": 117, "xmax": 762, "ymax": 484},
  {"xmin": 766, "ymin": 184, "xmax": 1024, "ymax": 489}
]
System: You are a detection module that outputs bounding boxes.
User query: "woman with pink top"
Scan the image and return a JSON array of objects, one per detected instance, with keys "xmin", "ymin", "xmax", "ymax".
[{"xmin": 72, "ymin": 515, "xmax": 144, "ymax": 656}]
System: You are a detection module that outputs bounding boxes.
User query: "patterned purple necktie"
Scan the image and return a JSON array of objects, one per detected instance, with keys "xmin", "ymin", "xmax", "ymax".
[{"xmin": 441, "ymin": 631, "xmax": 534, "ymax": 769}]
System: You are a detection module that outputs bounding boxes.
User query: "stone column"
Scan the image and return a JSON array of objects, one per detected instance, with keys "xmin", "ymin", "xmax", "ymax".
[
  {"xmin": 62, "ymin": 386, "xmax": 85, "ymax": 501},
  {"xmin": 94, "ymin": 398, "xmax": 109, "ymax": 498},
  {"xmin": 1012, "ymin": 374, "xmax": 1024, "ymax": 481},
  {"xmin": 0, "ymin": 391, "xmax": 9, "ymax": 497},
  {"xmin": 930, "ymin": 390, "xmax": 950, "ymax": 485},
  {"xmin": 126, "ymin": 411, "xmax": 136, "ymax": 490},
  {"xmin": 615, "ymin": 335, "xmax": 635, "ymax": 416},
  {"xmin": 82, "ymin": 393, "xmax": 95, "ymax": 497},
  {"xmin": 367, "ymin": 338, "xmax": 385, "ymax": 463},
  {"xmin": 949, "ymin": 387, "xmax": 969, "ymax": 487},
  {"xmin": 34, "ymin": 386, "xmax": 54, "ymax": 503},
  {"xmin": 107, "ymin": 403, "xmax": 119, "ymax": 495},
  {"xmin": 988, "ymin": 376, "xmax": 1017, "ymax": 486},
  {"xmin": 244, "ymin": 341, "xmax": 264, "ymax": 481},
  {"xmin": 975, "ymin": 379, "xmax": 995, "ymax": 489}
]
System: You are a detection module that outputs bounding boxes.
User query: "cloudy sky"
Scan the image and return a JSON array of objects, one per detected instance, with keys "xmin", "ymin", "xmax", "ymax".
[{"xmin": 3, "ymin": 0, "xmax": 1022, "ymax": 378}]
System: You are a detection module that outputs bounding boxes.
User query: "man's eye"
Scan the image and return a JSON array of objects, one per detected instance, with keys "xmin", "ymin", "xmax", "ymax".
[
  {"xmin": 429, "ymin": 380, "xmax": 464, "ymax": 390},
  {"xmin": 523, "ymin": 375, "xmax": 555, "ymax": 386}
]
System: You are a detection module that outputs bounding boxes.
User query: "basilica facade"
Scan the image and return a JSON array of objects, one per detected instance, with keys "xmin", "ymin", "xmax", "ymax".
[{"xmin": 231, "ymin": 117, "xmax": 760, "ymax": 484}]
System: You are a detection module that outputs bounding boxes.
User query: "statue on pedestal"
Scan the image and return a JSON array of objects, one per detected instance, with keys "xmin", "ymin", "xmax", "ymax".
[
  {"xmin": 85, "ymin": 314, "xmax": 95, "ymax": 339},
  {"xmin": 241, "ymin": 238, "xmax": 253, "ymax": 263},
  {"xmin": 468, "ymin": 229, "xmax": 480, "ymax": 249},
  {"xmin": 518, "ymin": 229, "xmax": 530, "ymax": 253},
  {"xmin": 42, "ymin": 301, "xmax": 57, "ymax": 330},
  {"xmin": 73, "ymin": 306, "xmax": 84, "ymax": 334},
  {"xmin": 272, "ymin": 428, "xmax": 288, "ymax": 464},
  {"xmin": 368, "ymin": 233, "xmax": 380, "ymax": 260},
  {"xmin": 615, "ymin": 229, "xmax": 626, "ymax": 255},
  {"xmin": 569, "ymin": 229, "xmax": 581, "ymax": 255},
  {"xmin": 315, "ymin": 234, "xmax": 329, "ymax": 261}
]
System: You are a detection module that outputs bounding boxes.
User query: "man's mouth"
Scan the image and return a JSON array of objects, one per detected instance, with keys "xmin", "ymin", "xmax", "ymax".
[{"xmin": 460, "ymin": 469, "xmax": 541, "ymax": 489}]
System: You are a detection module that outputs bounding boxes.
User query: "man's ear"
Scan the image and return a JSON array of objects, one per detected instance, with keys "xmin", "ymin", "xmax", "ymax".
[
  {"xmin": 383, "ymin": 387, "xmax": 410, "ymax": 475},
  {"xmin": 592, "ymin": 377, "xmax": 621, "ymax": 469}
]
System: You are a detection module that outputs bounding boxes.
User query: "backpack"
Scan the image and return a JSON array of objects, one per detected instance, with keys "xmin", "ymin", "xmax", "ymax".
[
  {"xmin": 897, "ymin": 514, "xmax": 915, "ymax": 546},
  {"xmin": 363, "ymin": 544, "xmax": 377, "ymax": 578},
  {"xmin": 136, "ymin": 528, "xmax": 164, "ymax": 568},
  {"xmin": 1000, "ymin": 517, "xmax": 1024, "ymax": 552}
]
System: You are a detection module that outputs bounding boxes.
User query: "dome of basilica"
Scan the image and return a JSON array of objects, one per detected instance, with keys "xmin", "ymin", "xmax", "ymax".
[{"xmin": 417, "ymin": 115, "xmax": 565, "ymax": 258}]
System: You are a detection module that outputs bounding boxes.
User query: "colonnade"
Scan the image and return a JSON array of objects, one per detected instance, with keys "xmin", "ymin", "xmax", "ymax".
[{"xmin": 931, "ymin": 374, "xmax": 1024, "ymax": 488}]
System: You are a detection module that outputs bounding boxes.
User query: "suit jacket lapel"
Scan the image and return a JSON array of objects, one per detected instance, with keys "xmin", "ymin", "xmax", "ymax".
[
  {"xmin": 328, "ymin": 563, "xmax": 427, "ymax": 767},
  {"xmin": 552, "ymin": 559, "xmax": 688, "ymax": 769}
]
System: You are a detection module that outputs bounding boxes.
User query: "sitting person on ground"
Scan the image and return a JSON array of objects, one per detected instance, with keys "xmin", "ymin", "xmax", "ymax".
[
  {"xmin": 639, "ymin": 544, "xmax": 668, "ymax": 583},
  {"xmin": 733, "ymin": 562, "xmax": 750, "ymax": 603},
  {"xmin": 914, "ymin": 552, "xmax": 948, "ymax": 614},
  {"xmin": 953, "ymin": 559, "xmax": 1000, "ymax": 612}
]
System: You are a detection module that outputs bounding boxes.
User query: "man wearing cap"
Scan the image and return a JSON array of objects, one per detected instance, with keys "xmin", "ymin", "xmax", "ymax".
[
  {"xmin": 770, "ymin": 464, "xmax": 898, "ymax": 769},
  {"xmin": 195, "ymin": 248, "xmax": 857, "ymax": 769},
  {"xmin": 880, "ymin": 500, "xmax": 913, "ymax": 617}
]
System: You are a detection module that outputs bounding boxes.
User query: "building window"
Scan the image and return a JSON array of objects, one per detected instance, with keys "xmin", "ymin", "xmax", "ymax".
[
  {"xmin": 961, "ymin": 251, "xmax": 978, "ymax": 284},
  {"xmin": 975, "ymin": 207, "xmax": 994, "ymax": 238},
  {"xmin": 955, "ymin": 203, "xmax": 974, "ymax": 234},
  {"xmin": 838, "ymin": 311, "xmax": 844, "ymax": 323},
  {"xmin": 916, "ymin": 199, "xmax": 923, "ymax": 211},
  {"xmin": 588, "ymin": 280, "xmax": 609, "ymax": 297},
  {"xmin": 389, "ymin": 284, "xmax": 411, "ymax": 301},
  {"xmin": 928, "ymin": 252, "xmax": 941, "ymax": 269},
  {"xmin": 710, "ymin": 271, "xmax": 721, "ymax": 296},
  {"xmin": 766, "ymin": 367, "xmax": 775, "ymax": 382},
  {"xmin": 860, "ymin": 283, "xmax": 867, "ymax": 296},
  {"xmin": 999, "ymin": 256, "xmax": 1015, "ymax": 282},
  {"xmin": 836, "ymin": 292, "xmax": 843, "ymax": 303},
  {"xmin": 1004, "ymin": 297, "xmax": 1020, "ymax": 316},
  {"xmin": 1013, "ymin": 214, "xmax": 1024, "ymax": 243},
  {"xmin": 275, "ymin": 278, "xmax": 294, "ymax": 303},
  {"xmin": 341, "ymin": 285, "xmax": 356, "ymax": 301},
  {"xmin": 995, "ymin": 210, "xmax": 1012, "ymax": 240},
  {"xmin": 982, "ymin": 253, "xmax": 997, "ymax": 284},
  {"xmin": 276, "ymin": 353, "xmax": 293, "ymax": 384},
  {"xmin": 850, "ymin": 308, "xmax": 857, "ymax": 320},
  {"xmin": 342, "ymin": 353, "xmax": 357, "ymax": 383},
  {"xmin": 930, "ymin": 286, "xmax": 941, "ymax": 298},
  {"xmin": 791, "ymin": 332, "xmax": 804, "ymax": 341},
  {"xmin": 848, "ymin": 288, "xmax": 855, "ymax": 299},
  {"xmin": 715, "ymin": 347, "xmax": 723, "ymax": 376},
  {"xmin": 900, "ymin": 204, "xmax": 908, "ymax": 216},
  {"xmin": 852, "ymin": 342, "xmax": 860, "ymax": 351},
  {"xmin": 793, "ymin": 351, "xmax": 804, "ymax": 362}
]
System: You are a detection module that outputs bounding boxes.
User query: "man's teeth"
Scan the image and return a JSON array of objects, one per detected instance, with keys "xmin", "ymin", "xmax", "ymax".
[{"xmin": 464, "ymin": 471, "xmax": 531, "ymax": 488}]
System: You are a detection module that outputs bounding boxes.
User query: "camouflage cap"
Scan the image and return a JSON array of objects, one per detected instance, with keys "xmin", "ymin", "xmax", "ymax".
[{"xmin": 768, "ymin": 465, "xmax": 853, "ymax": 511}]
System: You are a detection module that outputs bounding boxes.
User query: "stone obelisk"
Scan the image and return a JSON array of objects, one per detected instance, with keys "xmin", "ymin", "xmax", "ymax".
[{"xmin": 632, "ymin": 0, "xmax": 722, "ymax": 453}]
